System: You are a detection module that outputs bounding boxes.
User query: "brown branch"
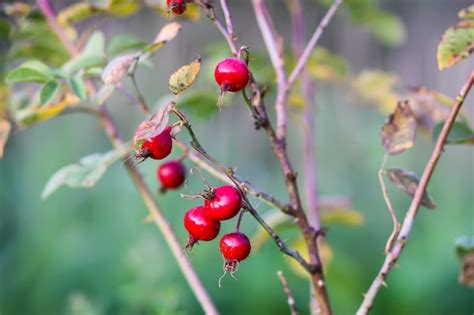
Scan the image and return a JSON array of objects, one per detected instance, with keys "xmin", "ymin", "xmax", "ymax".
[
  {"xmin": 199, "ymin": 1, "xmax": 333, "ymax": 314},
  {"xmin": 277, "ymin": 270, "xmax": 299, "ymax": 315},
  {"xmin": 36, "ymin": 2, "xmax": 219, "ymax": 314},
  {"xmin": 356, "ymin": 69, "xmax": 474, "ymax": 315}
]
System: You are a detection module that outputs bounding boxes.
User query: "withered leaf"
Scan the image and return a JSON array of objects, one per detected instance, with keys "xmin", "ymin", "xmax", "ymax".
[
  {"xmin": 168, "ymin": 58, "xmax": 201, "ymax": 95},
  {"xmin": 133, "ymin": 102, "xmax": 173, "ymax": 150},
  {"xmin": 381, "ymin": 100, "xmax": 417, "ymax": 155},
  {"xmin": 459, "ymin": 253, "xmax": 474, "ymax": 287},
  {"xmin": 101, "ymin": 54, "xmax": 136, "ymax": 85},
  {"xmin": 386, "ymin": 168, "xmax": 436, "ymax": 209}
]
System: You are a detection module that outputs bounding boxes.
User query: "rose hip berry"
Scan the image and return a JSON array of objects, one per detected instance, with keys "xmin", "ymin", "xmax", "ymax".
[
  {"xmin": 204, "ymin": 185, "xmax": 242, "ymax": 221},
  {"xmin": 140, "ymin": 126, "xmax": 173, "ymax": 160},
  {"xmin": 157, "ymin": 160, "xmax": 186, "ymax": 190},
  {"xmin": 184, "ymin": 206, "xmax": 220, "ymax": 248},
  {"xmin": 220, "ymin": 232, "xmax": 251, "ymax": 262},
  {"xmin": 166, "ymin": 0, "xmax": 186, "ymax": 15},
  {"xmin": 214, "ymin": 57, "xmax": 250, "ymax": 92}
]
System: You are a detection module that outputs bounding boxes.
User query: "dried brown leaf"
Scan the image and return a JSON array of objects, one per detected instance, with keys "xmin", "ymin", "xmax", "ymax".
[
  {"xmin": 386, "ymin": 168, "xmax": 436, "ymax": 209},
  {"xmin": 133, "ymin": 102, "xmax": 173, "ymax": 150},
  {"xmin": 381, "ymin": 100, "xmax": 417, "ymax": 155}
]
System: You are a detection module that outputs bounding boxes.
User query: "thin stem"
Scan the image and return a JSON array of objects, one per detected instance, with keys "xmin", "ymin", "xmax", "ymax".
[
  {"xmin": 195, "ymin": 0, "xmax": 238, "ymax": 54},
  {"xmin": 378, "ymin": 154, "xmax": 400, "ymax": 254},
  {"xmin": 235, "ymin": 210, "xmax": 244, "ymax": 231},
  {"xmin": 356, "ymin": 69, "xmax": 474, "ymax": 315},
  {"xmin": 290, "ymin": 1, "xmax": 322, "ymax": 313},
  {"xmin": 287, "ymin": 0, "xmax": 343, "ymax": 88},
  {"xmin": 36, "ymin": 2, "xmax": 219, "ymax": 314},
  {"xmin": 251, "ymin": 0, "xmax": 288, "ymax": 141},
  {"xmin": 277, "ymin": 270, "xmax": 299, "ymax": 315},
  {"xmin": 130, "ymin": 74, "xmax": 150, "ymax": 114},
  {"xmin": 174, "ymin": 139, "xmax": 290, "ymax": 213},
  {"xmin": 219, "ymin": 0, "xmax": 234, "ymax": 39},
  {"xmin": 36, "ymin": 0, "xmax": 79, "ymax": 56}
]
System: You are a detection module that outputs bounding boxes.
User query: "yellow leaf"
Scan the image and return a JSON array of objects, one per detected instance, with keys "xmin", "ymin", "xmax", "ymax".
[
  {"xmin": 15, "ymin": 93, "xmax": 80, "ymax": 127},
  {"xmin": 321, "ymin": 208, "xmax": 364, "ymax": 226},
  {"xmin": 106, "ymin": 0, "xmax": 141, "ymax": 16},
  {"xmin": 381, "ymin": 100, "xmax": 417, "ymax": 155},
  {"xmin": 141, "ymin": 22, "xmax": 182, "ymax": 55},
  {"xmin": 168, "ymin": 58, "xmax": 201, "ymax": 95},
  {"xmin": 57, "ymin": 2, "xmax": 97, "ymax": 26},
  {"xmin": 352, "ymin": 70, "xmax": 399, "ymax": 113}
]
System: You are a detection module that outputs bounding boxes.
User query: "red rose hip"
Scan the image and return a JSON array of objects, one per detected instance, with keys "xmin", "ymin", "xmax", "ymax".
[
  {"xmin": 140, "ymin": 126, "xmax": 173, "ymax": 160},
  {"xmin": 184, "ymin": 206, "xmax": 220, "ymax": 248},
  {"xmin": 167, "ymin": 0, "xmax": 186, "ymax": 15},
  {"xmin": 157, "ymin": 160, "xmax": 186, "ymax": 189},
  {"xmin": 220, "ymin": 232, "xmax": 251, "ymax": 262},
  {"xmin": 204, "ymin": 185, "xmax": 242, "ymax": 221},
  {"xmin": 214, "ymin": 57, "xmax": 250, "ymax": 92}
]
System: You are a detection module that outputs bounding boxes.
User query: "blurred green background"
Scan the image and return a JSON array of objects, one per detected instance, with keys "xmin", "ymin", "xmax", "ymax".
[{"xmin": 1, "ymin": 0, "xmax": 473, "ymax": 314}]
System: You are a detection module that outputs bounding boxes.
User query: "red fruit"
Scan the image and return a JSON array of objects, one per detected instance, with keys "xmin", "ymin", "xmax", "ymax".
[
  {"xmin": 184, "ymin": 206, "xmax": 220, "ymax": 245},
  {"xmin": 140, "ymin": 126, "xmax": 173, "ymax": 160},
  {"xmin": 157, "ymin": 160, "xmax": 186, "ymax": 189},
  {"xmin": 167, "ymin": 0, "xmax": 186, "ymax": 15},
  {"xmin": 214, "ymin": 57, "xmax": 250, "ymax": 92},
  {"xmin": 204, "ymin": 185, "xmax": 242, "ymax": 221},
  {"xmin": 220, "ymin": 232, "xmax": 251, "ymax": 262}
]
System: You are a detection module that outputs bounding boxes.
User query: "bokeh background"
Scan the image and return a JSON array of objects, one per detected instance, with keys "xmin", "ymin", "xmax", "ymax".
[{"xmin": 1, "ymin": 0, "xmax": 473, "ymax": 314}]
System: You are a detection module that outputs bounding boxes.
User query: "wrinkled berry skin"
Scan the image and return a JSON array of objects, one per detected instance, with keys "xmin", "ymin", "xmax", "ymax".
[
  {"xmin": 167, "ymin": 0, "xmax": 187, "ymax": 14},
  {"xmin": 157, "ymin": 160, "xmax": 186, "ymax": 189},
  {"xmin": 204, "ymin": 185, "xmax": 242, "ymax": 221},
  {"xmin": 141, "ymin": 126, "xmax": 173, "ymax": 160},
  {"xmin": 220, "ymin": 232, "xmax": 251, "ymax": 261},
  {"xmin": 184, "ymin": 206, "xmax": 221, "ymax": 241},
  {"xmin": 214, "ymin": 58, "xmax": 250, "ymax": 92}
]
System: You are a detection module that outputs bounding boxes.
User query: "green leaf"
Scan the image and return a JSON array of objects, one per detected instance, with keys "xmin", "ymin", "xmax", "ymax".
[
  {"xmin": 168, "ymin": 58, "xmax": 201, "ymax": 95},
  {"xmin": 41, "ymin": 145, "xmax": 131, "ymax": 199},
  {"xmin": 366, "ymin": 10, "xmax": 406, "ymax": 47},
  {"xmin": 106, "ymin": 34, "xmax": 147, "ymax": 56},
  {"xmin": 456, "ymin": 236, "xmax": 474, "ymax": 258},
  {"xmin": 40, "ymin": 80, "xmax": 60, "ymax": 105},
  {"xmin": 381, "ymin": 101, "xmax": 417, "ymax": 155},
  {"xmin": 5, "ymin": 60, "xmax": 52, "ymax": 83},
  {"xmin": 68, "ymin": 75, "xmax": 88, "ymax": 101},
  {"xmin": 0, "ymin": 120, "xmax": 11, "ymax": 159},
  {"xmin": 437, "ymin": 5, "xmax": 474, "ymax": 70},
  {"xmin": 62, "ymin": 31, "xmax": 106, "ymax": 74},
  {"xmin": 178, "ymin": 90, "xmax": 220, "ymax": 119},
  {"xmin": 386, "ymin": 168, "xmax": 436, "ymax": 209},
  {"xmin": 432, "ymin": 121, "xmax": 474, "ymax": 144}
]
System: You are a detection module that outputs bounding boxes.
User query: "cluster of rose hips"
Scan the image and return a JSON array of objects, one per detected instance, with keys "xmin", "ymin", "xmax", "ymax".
[{"xmin": 138, "ymin": 44, "xmax": 252, "ymax": 279}]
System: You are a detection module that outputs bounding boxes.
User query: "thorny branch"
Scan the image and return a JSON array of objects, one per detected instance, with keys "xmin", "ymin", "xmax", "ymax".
[{"xmin": 356, "ymin": 69, "xmax": 474, "ymax": 315}]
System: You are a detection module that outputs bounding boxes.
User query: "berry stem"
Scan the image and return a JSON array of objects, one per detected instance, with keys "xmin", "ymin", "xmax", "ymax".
[{"xmin": 235, "ymin": 211, "xmax": 244, "ymax": 231}]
